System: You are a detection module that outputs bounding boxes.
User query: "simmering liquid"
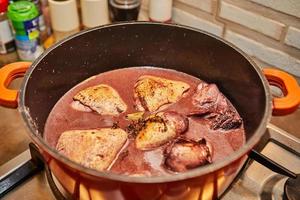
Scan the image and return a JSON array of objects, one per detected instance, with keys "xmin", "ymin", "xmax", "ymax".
[{"xmin": 44, "ymin": 67, "xmax": 245, "ymax": 176}]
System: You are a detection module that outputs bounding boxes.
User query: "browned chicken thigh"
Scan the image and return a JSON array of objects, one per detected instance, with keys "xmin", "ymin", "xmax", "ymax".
[
  {"xmin": 135, "ymin": 111, "xmax": 188, "ymax": 150},
  {"xmin": 73, "ymin": 84, "xmax": 127, "ymax": 115},
  {"xmin": 134, "ymin": 75, "xmax": 190, "ymax": 112},
  {"xmin": 56, "ymin": 128, "xmax": 128, "ymax": 171}
]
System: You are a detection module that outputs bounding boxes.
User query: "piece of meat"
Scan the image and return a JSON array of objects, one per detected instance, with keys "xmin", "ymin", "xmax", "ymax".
[
  {"xmin": 164, "ymin": 138, "xmax": 212, "ymax": 172},
  {"xmin": 210, "ymin": 109, "xmax": 242, "ymax": 130},
  {"xmin": 56, "ymin": 128, "xmax": 127, "ymax": 171},
  {"xmin": 215, "ymin": 94, "xmax": 230, "ymax": 113},
  {"xmin": 203, "ymin": 95, "xmax": 242, "ymax": 130},
  {"xmin": 135, "ymin": 111, "xmax": 188, "ymax": 150},
  {"xmin": 73, "ymin": 84, "xmax": 127, "ymax": 115},
  {"xmin": 161, "ymin": 111, "xmax": 189, "ymax": 134},
  {"xmin": 190, "ymin": 83, "xmax": 220, "ymax": 115},
  {"xmin": 134, "ymin": 75, "xmax": 190, "ymax": 112},
  {"xmin": 190, "ymin": 83, "xmax": 242, "ymax": 130}
]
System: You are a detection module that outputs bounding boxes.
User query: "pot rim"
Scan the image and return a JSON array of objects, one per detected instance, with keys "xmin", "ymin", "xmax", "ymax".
[{"xmin": 18, "ymin": 21, "xmax": 272, "ymax": 183}]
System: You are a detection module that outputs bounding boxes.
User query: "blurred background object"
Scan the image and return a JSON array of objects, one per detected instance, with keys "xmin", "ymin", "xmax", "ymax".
[
  {"xmin": 9, "ymin": 0, "xmax": 50, "ymax": 42},
  {"xmin": 25, "ymin": 0, "xmax": 49, "ymax": 43},
  {"xmin": 109, "ymin": 0, "xmax": 140, "ymax": 22},
  {"xmin": 48, "ymin": 0, "xmax": 80, "ymax": 41},
  {"xmin": 149, "ymin": 0, "xmax": 172, "ymax": 22},
  {"xmin": 0, "ymin": 0, "xmax": 16, "ymax": 54},
  {"xmin": 81, "ymin": 0, "xmax": 110, "ymax": 28},
  {"xmin": 7, "ymin": 1, "xmax": 44, "ymax": 61},
  {"xmin": 39, "ymin": 0, "xmax": 51, "ymax": 36},
  {"xmin": 0, "ymin": 0, "xmax": 18, "ymax": 65}
]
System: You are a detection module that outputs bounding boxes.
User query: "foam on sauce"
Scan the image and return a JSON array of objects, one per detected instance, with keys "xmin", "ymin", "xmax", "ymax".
[{"xmin": 44, "ymin": 67, "xmax": 245, "ymax": 176}]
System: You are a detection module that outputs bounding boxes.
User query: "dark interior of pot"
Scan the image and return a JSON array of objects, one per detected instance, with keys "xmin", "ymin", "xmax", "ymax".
[{"xmin": 22, "ymin": 22, "xmax": 267, "ymax": 141}]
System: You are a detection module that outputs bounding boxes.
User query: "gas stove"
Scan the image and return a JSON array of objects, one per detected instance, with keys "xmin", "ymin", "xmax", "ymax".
[
  {"xmin": 222, "ymin": 124, "xmax": 300, "ymax": 200},
  {"xmin": 0, "ymin": 123, "xmax": 299, "ymax": 200}
]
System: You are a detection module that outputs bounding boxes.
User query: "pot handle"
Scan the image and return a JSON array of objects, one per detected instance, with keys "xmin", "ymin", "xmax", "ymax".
[
  {"xmin": 0, "ymin": 62, "xmax": 31, "ymax": 108},
  {"xmin": 263, "ymin": 68, "xmax": 300, "ymax": 116}
]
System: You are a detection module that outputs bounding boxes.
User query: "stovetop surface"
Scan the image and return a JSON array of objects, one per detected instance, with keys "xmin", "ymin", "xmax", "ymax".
[
  {"xmin": 0, "ymin": 151, "xmax": 54, "ymax": 200},
  {"xmin": 222, "ymin": 124, "xmax": 300, "ymax": 200}
]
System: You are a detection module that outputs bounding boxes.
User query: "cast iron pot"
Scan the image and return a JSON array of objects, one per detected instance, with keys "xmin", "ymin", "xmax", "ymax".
[{"xmin": 1, "ymin": 22, "xmax": 300, "ymax": 200}]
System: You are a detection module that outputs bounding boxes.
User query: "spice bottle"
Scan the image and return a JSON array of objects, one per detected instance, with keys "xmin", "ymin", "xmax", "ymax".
[
  {"xmin": 149, "ymin": 0, "xmax": 173, "ymax": 22},
  {"xmin": 0, "ymin": 0, "xmax": 16, "ymax": 54},
  {"xmin": 28, "ymin": 0, "xmax": 48, "ymax": 42},
  {"xmin": 7, "ymin": 1, "xmax": 44, "ymax": 61},
  {"xmin": 9, "ymin": 0, "xmax": 50, "ymax": 42},
  {"xmin": 109, "ymin": 0, "xmax": 140, "ymax": 22},
  {"xmin": 81, "ymin": 0, "xmax": 109, "ymax": 28},
  {"xmin": 49, "ymin": 0, "xmax": 80, "ymax": 41}
]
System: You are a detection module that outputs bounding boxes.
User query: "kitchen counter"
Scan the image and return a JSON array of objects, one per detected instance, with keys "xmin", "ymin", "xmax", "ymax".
[{"xmin": 0, "ymin": 78, "xmax": 31, "ymax": 166}]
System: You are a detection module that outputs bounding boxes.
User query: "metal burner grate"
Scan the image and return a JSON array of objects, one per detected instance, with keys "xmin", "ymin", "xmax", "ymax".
[{"xmin": 221, "ymin": 124, "xmax": 300, "ymax": 200}]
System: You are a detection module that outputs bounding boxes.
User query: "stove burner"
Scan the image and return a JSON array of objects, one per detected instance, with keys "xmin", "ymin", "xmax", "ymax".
[{"xmin": 284, "ymin": 174, "xmax": 300, "ymax": 200}]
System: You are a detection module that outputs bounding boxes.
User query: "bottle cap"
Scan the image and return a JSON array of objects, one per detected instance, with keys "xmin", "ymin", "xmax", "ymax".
[
  {"xmin": 7, "ymin": 1, "xmax": 38, "ymax": 22},
  {"xmin": 0, "ymin": 0, "xmax": 8, "ymax": 13}
]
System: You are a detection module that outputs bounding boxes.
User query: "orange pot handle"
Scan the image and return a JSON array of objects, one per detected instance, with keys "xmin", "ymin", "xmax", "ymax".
[
  {"xmin": 0, "ymin": 62, "xmax": 31, "ymax": 108},
  {"xmin": 263, "ymin": 68, "xmax": 300, "ymax": 116}
]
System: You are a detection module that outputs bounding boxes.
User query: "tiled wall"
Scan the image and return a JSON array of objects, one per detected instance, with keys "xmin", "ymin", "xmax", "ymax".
[{"xmin": 139, "ymin": 0, "xmax": 300, "ymax": 79}]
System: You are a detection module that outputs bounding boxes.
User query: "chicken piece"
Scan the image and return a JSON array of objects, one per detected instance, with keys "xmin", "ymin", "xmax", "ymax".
[
  {"xmin": 56, "ymin": 128, "xmax": 127, "ymax": 171},
  {"xmin": 164, "ymin": 138, "xmax": 212, "ymax": 172},
  {"xmin": 134, "ymin": 75, "xmax": 190, "ymax": 112},
  {"xmin": 73, "ymin": 84, "xmax": 127, "ymax": 115},
  {"xmin": 135, "ymin": 111, "xmax": 188, "ymax": 150},
  {"xmin": 71, "ymin": 100, "xmax": 92, "ymax": 112}
]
